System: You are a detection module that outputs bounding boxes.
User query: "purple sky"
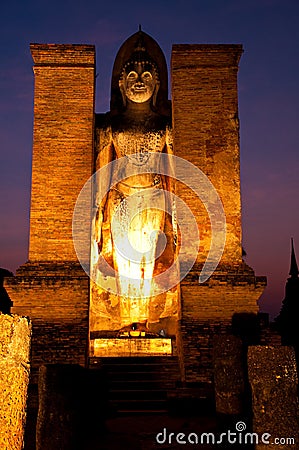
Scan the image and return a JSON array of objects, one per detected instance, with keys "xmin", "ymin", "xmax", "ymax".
[{"xmin": 1, "ymin": 0, "xmax": 299, "ymax": 319}]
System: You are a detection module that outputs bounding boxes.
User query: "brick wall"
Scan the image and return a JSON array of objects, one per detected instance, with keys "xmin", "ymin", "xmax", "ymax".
[
  {"xmin": 5, "ymin": 44, "xmax": 95, "ymax": 375},
  {"xmin": 5, "ymin": 263, "xmax": 89, "ymax": 383},
  {"xmin": 171, "ymin": 45, "xmax": 266, "ymax": 383},
  {"xmin": 179, "ymin": 264, "xmax": 266, "ymax": 383}
]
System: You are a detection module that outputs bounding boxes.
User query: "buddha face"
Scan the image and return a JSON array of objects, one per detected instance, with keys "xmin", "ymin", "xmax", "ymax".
[{"xmin": 122, "ymin": 62, "xmax": 158, "ymax": 104}]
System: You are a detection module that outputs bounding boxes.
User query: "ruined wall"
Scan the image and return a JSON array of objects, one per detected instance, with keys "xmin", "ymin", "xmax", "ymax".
[
  {"xmin": 5, "ymin": 264, "xmax": 89, "ymax": 383},
  {"xmin": 181, "ymin": 264, "xmax": 266, "ymax": 321},
  {"xmin": 5, "ymin": 44, "xmax": 95, "ymax": 374},
  {"xmin": 0, "ymin": 314, "xmax": 31, "ymax": 449},
  {"xmin": 171, "ymin": 45, "xmax": 266, "ymax": 383}
]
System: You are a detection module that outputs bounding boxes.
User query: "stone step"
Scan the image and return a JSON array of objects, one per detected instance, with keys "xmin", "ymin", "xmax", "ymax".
[
  {"xmin": 104, "ymin": 370, "xmax": 178, "ymax": 382},
  {"xmin": 109, "ymin": 389, "xmax": 167, "ymax": 400},
  {"xmin": 89, "ymin": 355, "xmax": 179, "ymax": 366},
  {"xmin": 92, "ymin": 355, "xmax": 181, "ymax": 413},
  {"xmin": 108, "ymin": 379, "xmax": 176, "ymax": 391},
  {"xmin": 114, "ymin": 408, "xmax": 169, "ymax": 416},
  {"xmin": 110, "ymin": 398, "xmax": 168, "ymax": 412},
  {"xmin": 100, "ymin": 362, "xmax": 180, "ymax": 371},
  {"xmin": 98, "ymin": 356, "xmax": 180, "ymax": 374}
]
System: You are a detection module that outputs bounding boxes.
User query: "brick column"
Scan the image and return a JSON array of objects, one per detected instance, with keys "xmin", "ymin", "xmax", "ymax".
[
  {"xmin": 29, "ymin": 44, "xmax": 95, "ymax": 261},
  {"xmin": 171, "ymin": 45, "xmax": 266, "ymax": 383},
  {"xmin": 5, "ymin": 44, "xmax": 95, "ymax": 377},
  {"xmin": 171, "ymin": 44, "xmax": 243, "ymax": 266}
]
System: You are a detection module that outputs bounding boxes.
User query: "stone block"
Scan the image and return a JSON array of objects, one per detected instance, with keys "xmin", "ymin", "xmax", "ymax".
[
  {"xmin": 248, "ymin": 346, "xmax": 299, "ymax": 449},
  {"xmin": 36, "ymin": 364, "xmax": 109, "ymax": 450},
  {"xmin": 0, "ymin": 313, "xmax": 31, "ymax": 450},
  {"xmin": 212, "ymin": 334, "xmax": 245, "ymax": 415}
]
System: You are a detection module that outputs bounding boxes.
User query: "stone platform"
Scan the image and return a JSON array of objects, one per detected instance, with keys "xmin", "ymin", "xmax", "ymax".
[{"xmin": 91, "ymin": 337, "xmax": 172, "ymax": 357}]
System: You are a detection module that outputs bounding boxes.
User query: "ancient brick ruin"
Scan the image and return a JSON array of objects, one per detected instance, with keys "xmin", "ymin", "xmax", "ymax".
[
  {"xmin": 3, "ymin": 34, "xmax": 273, "ymax": 446},
  {"xmin": 5, "ymin": 32, "xmax": 267, "ymax": 383}
]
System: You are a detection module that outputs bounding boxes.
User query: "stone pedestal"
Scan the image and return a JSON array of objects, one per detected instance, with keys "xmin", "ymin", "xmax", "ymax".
[
  {"xmin": 91, "ymin": 337, "xmax": 172, "ymax": 357},
  {"xmin": 0, "ymin": 313, "xmax": 31, "ymax": 450},
  {"xmin": 248, "ymin": 346, "xmax": 299, "ymax": 449},
  {"xmin": 213, "ymin": 334, "xmax": 245, "ymax": 415}
]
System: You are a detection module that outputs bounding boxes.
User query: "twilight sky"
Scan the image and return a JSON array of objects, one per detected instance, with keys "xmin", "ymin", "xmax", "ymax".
[{"xmin": 0, "ymin": 0, "xmax": 298, "ymax": 319}]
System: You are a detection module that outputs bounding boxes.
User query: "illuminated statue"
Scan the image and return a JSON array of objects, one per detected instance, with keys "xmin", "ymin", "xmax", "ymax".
[{"xmin": 90, "ymin": 30, "xmax": 179, "ymax": 331}]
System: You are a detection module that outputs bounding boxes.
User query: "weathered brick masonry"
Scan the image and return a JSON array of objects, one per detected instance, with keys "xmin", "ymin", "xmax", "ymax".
[
  {"xmin": 172, "ymin": 45, "xmax": 243, "ymax": 265},
  {"xmin": 29, "ymin": 44, "xmax": 95, "ymax": 261},
  {"xmin": 171, "ymin": 45, "xmax": 266, "ymax": 382},
  {"xmin": 5, "ymin": 45, "xmax": 96, "ymax": 378},
  {"xmin": 4, "ymin": 39, "xmax": 266, "ymax": 387}
]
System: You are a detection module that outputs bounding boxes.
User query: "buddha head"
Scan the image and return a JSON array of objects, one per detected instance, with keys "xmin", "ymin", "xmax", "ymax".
[
  {"xmin": 110, "ymin": 29, "xmax": 169, "ymax": 116},
  {"xmin": 119, "ymin": 49, "xmax": 160, "ymax": 107}
]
